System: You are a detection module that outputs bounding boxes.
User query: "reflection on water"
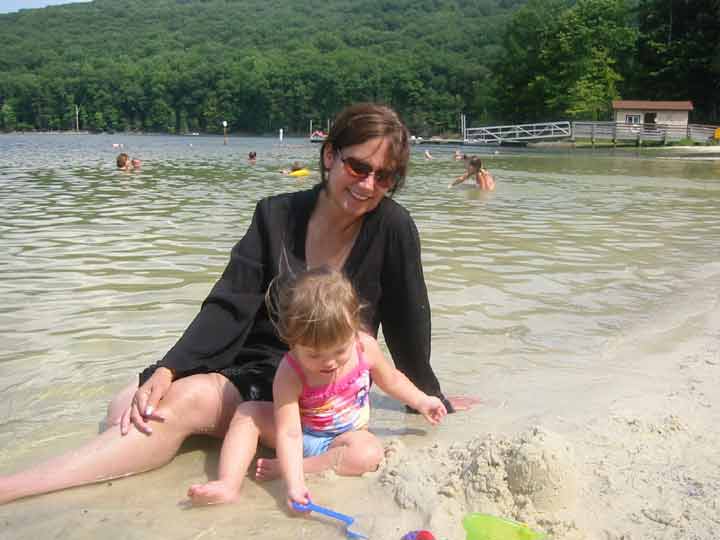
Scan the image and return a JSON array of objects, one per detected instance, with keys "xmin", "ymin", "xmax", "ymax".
[{"xmin": 0, "ymin": 133, "xmax": 719, "ymax": 457}]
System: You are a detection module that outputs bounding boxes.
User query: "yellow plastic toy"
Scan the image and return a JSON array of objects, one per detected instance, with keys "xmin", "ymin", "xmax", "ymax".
[
  {"xmin": 463, "ymin": 513, "xmax": 544, "ymax": 540},
  {"xmin": 289, "ymin": 168, "xmax": 310, "ymax": 177}
]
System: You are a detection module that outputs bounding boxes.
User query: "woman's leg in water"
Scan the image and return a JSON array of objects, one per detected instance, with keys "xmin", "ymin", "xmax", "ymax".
[
  {"xmin": 105, "ymin": 378, "xmax": 138, "ymax": 427},
  {"xmin": 0, "ymin": 373, "xmax": 241, "ymax": 505}
]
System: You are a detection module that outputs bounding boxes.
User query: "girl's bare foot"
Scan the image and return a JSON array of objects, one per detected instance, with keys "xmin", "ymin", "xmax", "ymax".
[
  {"xmin": 187, "ymin": 480, "xmax": 239, "ymax": 505},
  {"xmin": 255, "ymin": 458, "xmax": 282, "ymax": 481}
]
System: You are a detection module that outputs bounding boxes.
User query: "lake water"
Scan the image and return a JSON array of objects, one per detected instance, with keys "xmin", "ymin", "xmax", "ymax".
[{"xmin": 1, "ymin": 133, "xmax": 719, "ymax": 537}]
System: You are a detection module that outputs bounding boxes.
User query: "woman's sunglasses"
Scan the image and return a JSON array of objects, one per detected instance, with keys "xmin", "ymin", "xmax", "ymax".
[{"xmin": 338, "ymin": 151, "xmax": 397, "ymax": 188}]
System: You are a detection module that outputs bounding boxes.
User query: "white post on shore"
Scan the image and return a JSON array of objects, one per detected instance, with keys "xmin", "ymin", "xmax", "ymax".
[
  {"xmin": 75, "ymin": 105, "xmax": 79, "ymax": 132},
  {"xmin": 310, "ymin": 119, "xmax": 313, "ymax": 135},
  {"xmin": 279, "ymin": 128, "xmax": 284, "ymax": 142},
  {"xmin": 222, "ymin": 120, "xmax": 228, "ymax": 145}
]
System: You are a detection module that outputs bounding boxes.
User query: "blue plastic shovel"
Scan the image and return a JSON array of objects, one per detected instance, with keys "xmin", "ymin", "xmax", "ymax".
[{"xmin": 292, "ymin": 500, "xmax": 369, "ymax": 539}]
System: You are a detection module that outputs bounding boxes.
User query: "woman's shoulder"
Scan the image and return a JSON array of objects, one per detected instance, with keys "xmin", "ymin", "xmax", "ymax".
[
  {"xmin": 259, "ymin": 185, "xmax": 319, "ymax": 205},
  {"xmin": 257, "ymin": 185, "xmax": 320, "ymax": 214},
  {"xmin": 375, "ymin": 196, "xmax": 414, "ymax": 227}
]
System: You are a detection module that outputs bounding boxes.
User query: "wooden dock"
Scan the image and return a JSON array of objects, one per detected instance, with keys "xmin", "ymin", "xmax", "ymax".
[
  {"xmin": 570, "ymin": 122, "xmax": 717, "ymax": 145},
  {"xmin": 458, "ymin": 120, "xmax": 718, "ymax": 146}
]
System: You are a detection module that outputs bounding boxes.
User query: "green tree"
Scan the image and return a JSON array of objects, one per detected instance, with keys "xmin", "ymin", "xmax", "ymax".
[
  {"xmin": 565, "ymin": 48, "xmax": 622, "ymax": 119},
  {"xmin": 495, "ymin": 0, "xmax": 636, "ymax": 121},
  {"xmin": 635, "ymin": 0, "xmax": 720, "ymax": 121},
  {"xmin": 1, "ymin": 101, "xmax": 17, "ymax": 131},
  {"xmin": 494, "ymin": 0, "xmax": 568, "ymax": 121}
]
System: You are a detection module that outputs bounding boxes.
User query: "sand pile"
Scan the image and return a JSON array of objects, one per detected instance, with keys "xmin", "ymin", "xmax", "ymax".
[{"xmin": 378, "ymin": 427, "xmax": 581, "ymax": 539}]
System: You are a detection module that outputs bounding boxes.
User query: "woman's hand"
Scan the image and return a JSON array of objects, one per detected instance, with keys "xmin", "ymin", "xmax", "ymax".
[
  {"xmin": 120, "ymin": 367, "xmax": 173, "ymax": 435},
  {"xmin": 446, "ymin": 395, "xmax": 482, "ymax": 411}
]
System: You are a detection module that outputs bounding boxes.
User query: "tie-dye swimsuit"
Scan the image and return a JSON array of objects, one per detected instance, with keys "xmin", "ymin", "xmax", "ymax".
[{"xmin": 285, "ymin": 343, "xmax": 371, "ymax": 456}]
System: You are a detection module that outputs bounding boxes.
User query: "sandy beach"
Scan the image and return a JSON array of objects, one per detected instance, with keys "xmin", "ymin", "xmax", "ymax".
[
  {"xmin": 362, "ymin": 273, "xmax": 720, "ymax": 540},
  {"xmin": 2, "ymin": 272, "xmax": 718, "ymax": 540}
]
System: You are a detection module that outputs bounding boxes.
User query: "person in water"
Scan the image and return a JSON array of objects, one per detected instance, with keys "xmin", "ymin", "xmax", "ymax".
[
  {"xmin": 187, "ymin": 268, "xmax": 446, "ymax": 506},
  {"xmin": 0, "ymin": 102, "xmax": 474, "ymax": 506},
  {"xmin": 116, "ymin": 153, "xmax": 141, "ymax": 171},
  {"xmin": 281, "ymin": 161, "xmax": 305, "ymax": 175},
  {"xmin": 116, "ymin": 152, "xmax": 130, "ymax": 169},
  {"xmin": 449, "ymin": 155, "xmax": 495, "ymax": 190}
]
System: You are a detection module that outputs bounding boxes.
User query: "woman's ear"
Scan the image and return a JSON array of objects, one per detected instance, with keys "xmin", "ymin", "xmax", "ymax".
[{"xmin": 322, "ymin": 144, "xmax": 336, "ymax": 170}]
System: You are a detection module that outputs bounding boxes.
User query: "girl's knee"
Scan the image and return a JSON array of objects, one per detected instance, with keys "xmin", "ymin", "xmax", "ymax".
[
  {"xmin": 340, "ymin": 435, "xmax": 384, "ymax": 473},
  {"xmin": 360, "ymin": 442, "xmax": 384, "ymax": 472}
]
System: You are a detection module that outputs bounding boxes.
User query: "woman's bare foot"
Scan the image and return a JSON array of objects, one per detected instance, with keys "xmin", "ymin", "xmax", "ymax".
[
  {"xmin": 255, "ymin": 458, "xmax": 282, "ymax": 481},
  {"xmin": 187, "ymin": 480, "xmax": 240, "ymax": 505}
]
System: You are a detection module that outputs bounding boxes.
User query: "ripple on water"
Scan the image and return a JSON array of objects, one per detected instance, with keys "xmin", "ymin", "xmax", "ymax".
[{"xmin": 1, "ymin": 135, "xmax": 719, "ymax": 442}]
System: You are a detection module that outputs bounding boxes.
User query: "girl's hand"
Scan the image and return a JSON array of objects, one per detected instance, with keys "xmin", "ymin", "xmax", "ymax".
[
  {"xmin": 419, "ymin": 395, "xmax": 447, "ymax": 425},
  {"xmin": 287, "ymin": 487, "xmax": 311, "ymax": 513},
  {"xmin": 119, "ymin": 367, "xmax": 172, "ymax": 436}
]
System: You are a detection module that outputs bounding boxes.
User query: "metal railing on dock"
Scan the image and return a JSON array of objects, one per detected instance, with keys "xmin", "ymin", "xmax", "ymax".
[{"xmin": 465, "ymin": 121, "xmax": 572, "ymax": 144}]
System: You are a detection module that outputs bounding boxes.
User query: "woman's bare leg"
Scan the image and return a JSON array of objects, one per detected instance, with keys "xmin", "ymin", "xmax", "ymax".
[
  {"xmin": 188, "ymin": 401, "xmax": 275, "ymax": 505},
  {"xmin": 0, "ymin": 373, "xmax": 241, "ymax": 505},
  {"xmin": 255, "ymin": 430, "xmax": 383, "ymax": 481},
  {"xmin": 105, "ymin": 379, "xmax": 138, "ymax": 427}
]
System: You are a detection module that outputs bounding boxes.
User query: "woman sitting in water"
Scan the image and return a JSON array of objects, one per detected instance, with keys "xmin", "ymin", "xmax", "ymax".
[
  {"xmin": 0, "ymin": 102, "xmax": 475, "ymax": 506},
  {"xmin": 449, "ymin": 155, "xmax": 495, "ymax": 191}
]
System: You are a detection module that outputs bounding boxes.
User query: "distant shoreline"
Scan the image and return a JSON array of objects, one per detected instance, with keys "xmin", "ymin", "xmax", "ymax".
[{"xmin": 0, "ymin": 130, "xmax": 308, "ymax": 138}]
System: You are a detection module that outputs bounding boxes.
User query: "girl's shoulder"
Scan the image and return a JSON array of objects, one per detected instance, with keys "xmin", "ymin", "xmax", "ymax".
[
  {"xmin": 356, "ymin": 331, "xmax": 382, "ymax": 366},
  {"xmin": 274, "ymin": 354, "xmax": 304, "ymax": 393}
]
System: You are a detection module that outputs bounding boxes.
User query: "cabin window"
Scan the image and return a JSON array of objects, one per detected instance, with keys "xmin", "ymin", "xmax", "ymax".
[{"xmin": 625, "ymin": 114, "xmax": 641, "ymax": 125}]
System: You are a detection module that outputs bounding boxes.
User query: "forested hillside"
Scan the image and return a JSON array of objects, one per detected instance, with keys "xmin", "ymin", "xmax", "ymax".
[{"xmin": 0, "ymin": 0, "xmax": 717, "ymax": 134}]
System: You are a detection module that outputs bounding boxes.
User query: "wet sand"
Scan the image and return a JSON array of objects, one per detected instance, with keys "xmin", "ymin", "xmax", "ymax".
[{"xmin": 2, "ymin": 276, "xmax": 719, "ymax": 540}]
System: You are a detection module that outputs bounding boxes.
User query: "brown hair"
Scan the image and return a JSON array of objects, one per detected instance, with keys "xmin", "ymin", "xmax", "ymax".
[
  {"xmin": 468, "ymin": 156, "xmax": 483, "ymax": 172},
  {"xmin": 266, "ymin": 267, "xmax": 363, "ymax": 349},
  {"xmin": 319, "ymin": 103, "xmax": 410, "ymax": 195},
  {"xmin": 116, "ymin": 153, "xmax": 129, "ymax": 169}
]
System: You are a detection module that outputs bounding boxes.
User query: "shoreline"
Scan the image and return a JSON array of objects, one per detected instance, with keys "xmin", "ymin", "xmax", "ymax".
[{"xmin": 2, "ymin": 283, "xmax": 718, "ymax": 540}]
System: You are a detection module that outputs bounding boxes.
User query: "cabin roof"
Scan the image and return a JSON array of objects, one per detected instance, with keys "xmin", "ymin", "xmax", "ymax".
[{"xmin": 612, "ymin": 100, "xmax": 694, "ymax": 111}]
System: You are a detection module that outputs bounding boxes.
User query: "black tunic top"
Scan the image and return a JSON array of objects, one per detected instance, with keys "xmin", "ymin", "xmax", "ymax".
[{"xmin": 140, "ymin": 185, "xmax": 450, "ymax": 410}]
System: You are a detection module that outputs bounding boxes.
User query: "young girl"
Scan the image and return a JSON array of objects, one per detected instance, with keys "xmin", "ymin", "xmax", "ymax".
[
  {"xmin": 449, "ymin": 155, "xmax": 496, "ymax": 190},
  {"xmin": 187, "ymin": 267, "xmax": 447, "ymax": 507}
]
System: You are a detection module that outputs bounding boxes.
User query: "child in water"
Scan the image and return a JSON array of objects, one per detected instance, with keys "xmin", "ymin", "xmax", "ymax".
[
  {"xmin": 449, "ymin": 155, "xmax": 495, "ymax": 190},
  {"xmin": 187, "ymin": 267, "xmax": 447, "ymax": 507},
  {"xmin": 116, "ymin": 153, "xmax": 142, "ymax": 171},
  {"xmin": 116, "ymin": 152, "xmax": 131, "ymax": 169}
]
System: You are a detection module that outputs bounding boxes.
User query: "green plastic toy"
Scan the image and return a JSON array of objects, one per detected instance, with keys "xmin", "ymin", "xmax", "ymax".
[{"xmin": 463, "ymin": 513, "xmax": 545, "ymax": 540}]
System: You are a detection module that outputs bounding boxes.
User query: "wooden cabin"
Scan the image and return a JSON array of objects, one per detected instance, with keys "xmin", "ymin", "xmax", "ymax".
[{"xmin": 612, "ymin": 100, "xmax": 693, "ymax": 127}]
